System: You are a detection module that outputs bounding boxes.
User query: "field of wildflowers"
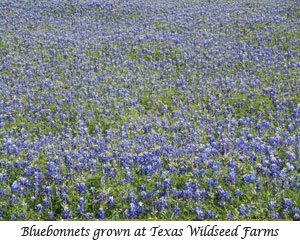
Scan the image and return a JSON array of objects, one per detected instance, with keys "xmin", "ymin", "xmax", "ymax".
[{"xmin": 0, "ymin": 0, "xmax": 300, "ymax": 220}]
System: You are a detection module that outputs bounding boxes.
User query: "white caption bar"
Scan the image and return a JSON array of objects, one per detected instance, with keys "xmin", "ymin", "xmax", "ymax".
[{"xmin": 0, "ymin": 221, "xmax": 299, "ymax": 240}]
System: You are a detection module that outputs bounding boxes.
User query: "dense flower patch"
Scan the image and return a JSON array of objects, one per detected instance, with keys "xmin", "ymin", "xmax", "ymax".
[{"xmin": 0, "ymin": 0, "xmax": 300, "ymax": 220}]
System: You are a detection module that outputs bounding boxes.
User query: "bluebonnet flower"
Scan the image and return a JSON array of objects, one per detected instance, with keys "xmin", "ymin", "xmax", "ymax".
[
  {"xmin": 42, "ymin": 199, "xmax": 51, "ymax": 208},
  {"xmin": 285, "ymin": 151, "xmax": 295, "ymax": 162},
  {"xmin": 242, "ymin": 174, "xmax": 258, "ymax": 185},
  {"xmin": 123, "ymin": 168, "xmax": 134, "ymax": 183},
  {"xmin": 282, "ymin": 199, "xmax": 294, "ymax": 211},
  {"xmin": 154, "ymin": 197, "xmax": 168, "ymax": 212},
  {"xmin": 226, "ymin": 214, "xmax": 234, "ymax": 219},
  {"xmin": 155, "ymin": 182, "xmax": 162, "ymax": 190},
  {"xmin": 75, "ymin": 183, "xmax": 87, "ymax": 196},
  {"xmin": 139, "ymin": 191, "xmax": 147, "ymax": 201},
  {"xmin": 90, "ymin": 187, "xmax": 96, "ymax": 195},
  {"xmin": 224, "ymin": 168, "xmax": 238, "ymax": 185},
  {"xmin": 9, "ymin": 196, "xmax": 18, "ymax": 206},
  {"xmin": 0, "ymin": 173, "xmax": 8, "ymax": 182},
  {"xmin": 11, "ymin": 181, "xmax": 22, "ymax": 194},
  {"xmin": 96, "ymin": 209, "xmax": 105, "ymax": 219},
  {"xmin": 207, "ymin": 178, "xmax": 219, "ymax": 189},
  {"xmin": 292, "ymin": 209, "xmax": 300, "ymax": 220},
  {"xmin": 172, "ymin": 206, "xmax": 180, "ymax": 218},
  {"xmin": 107, "ymin": 196, "xmax": 115, "ymax": 208},
  {"xmin": 77, "ymin": 198, "xmax": 86, "ymax": 217},
  {"xmin": 268, "ymin": 201, "xmax": 277, "ymax": 211},
  {"xmin": 62, "ymin": 208, "xmax": 72, "ymax": 220},
  {"xmin": 271, "ymin": 213, "xmax": 281, "ymax": 219},
  {"xmin": 205, "ymin": 211, "xmax": 216, "ymax": 219},
  {"xmin": 217, "ymin": 190, "xmax": 229, "ymax": 206},
  {"xmin": 239, "ymin": 204, "xmax": 253, "ymax": 219},
  {"xmin": 194, "ymin": 207, "xmax": 205, "ymax": 219},
  {"xmin": 163, "ymin": 178, "xmax": 172, "ymax": 191},
  {"xmin": 37, "ymin": 204, "xmax": 44, "ymax": 212},
  {"xmin": 235, "ymin": 190, "xmax": 243, "ymax": 198},
  {"xmin": 47, "ymin": 211, "xmax": 55, "ymax": 219},
  {"xmin": 125, "ymin": 203, "xmax": 138, "ymax": 219}
]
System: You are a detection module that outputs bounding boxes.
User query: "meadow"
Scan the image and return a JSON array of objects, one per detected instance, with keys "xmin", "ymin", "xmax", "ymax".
[{"xmin": 0, "ymin": 0, "xmax": 300, "ymax": 220}]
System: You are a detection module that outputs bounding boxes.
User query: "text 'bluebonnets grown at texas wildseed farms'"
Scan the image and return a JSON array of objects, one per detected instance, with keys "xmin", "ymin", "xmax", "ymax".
[{"xmin": 19, "ymin": 224, "xmax": 280, "ymax": 239}]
